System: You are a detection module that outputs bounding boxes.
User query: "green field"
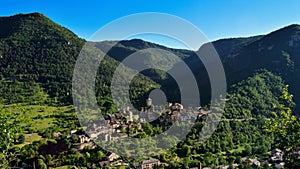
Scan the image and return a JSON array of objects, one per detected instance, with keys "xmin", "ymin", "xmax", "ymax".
[
  {"xmin": 4, "ymin": 104, "xmax": 74, "ymax": 129},
  {"xmin": 2, "ymin": 104, "xmax": 76, "ymax": 146}
]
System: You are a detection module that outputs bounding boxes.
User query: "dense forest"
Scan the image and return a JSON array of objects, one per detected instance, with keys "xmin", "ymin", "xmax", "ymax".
[{"xmin": 0, "ymin": 13, "xmax": 300, "ymax": 169}]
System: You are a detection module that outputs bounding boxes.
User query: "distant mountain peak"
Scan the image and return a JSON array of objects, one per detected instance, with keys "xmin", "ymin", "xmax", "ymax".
[
  {"xmin": 263, "ymin": 24, "xmax": 300, "ymax": 38},
  {"xmin": 0, "ymin": 12, "xmax": 81, "ymax": 42},
  {"xmin": 283, "ymin": 24, "xmax": 300, "ymax": 30},
  {"xmin": 14, "ymin": 12, "xmax": 45, "ymax": 17},
  {"xmin": 1, "ymin": 12, "xmax": 50, "ymax": 24},
  {"xmin": 119, "ymin": 39, "xmax": 149, "ymax": 49}
]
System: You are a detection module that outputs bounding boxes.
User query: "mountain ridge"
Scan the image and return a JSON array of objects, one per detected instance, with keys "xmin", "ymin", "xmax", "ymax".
[
  {"xmin": 2, "ymin": 12, "xmax": 300, "ymax": 48},
  {"xmin": 1, "ymin": 12, "xmax": 300, "ymax": 111}
]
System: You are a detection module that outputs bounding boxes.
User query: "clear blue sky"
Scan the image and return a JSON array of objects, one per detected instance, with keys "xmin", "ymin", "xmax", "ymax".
[{"xmin": 1, "ymin": 0, "xmax": 300, "ymax": 49}]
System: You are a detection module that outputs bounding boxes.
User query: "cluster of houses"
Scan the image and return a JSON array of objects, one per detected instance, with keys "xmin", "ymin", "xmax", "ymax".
[
  {"xmin": 70, "ymin": 98, "xmax": 205, "ymax": 144},
  {"xmin": 98, "ymin": 157, "xmax": 161, "ymax": 169},
  {"xmin": 61, "ymin": 98, "xmax": 206, "ymax": 168},
  {"xmin": 64, "ymin": 99, "xmax": 300, "ymax": 169},
  {"xmin": 252, "ymin": 148, "xmax": 300, "ymax": 169},
  {"xmin": 133, "ymin": 158, "xmax": 161, "ymax": 169},
  {"xmin": 66, "ymin": 122, "xmax": 300, "ymax": 169},
  {"xmin": 64, "ymin": 98, "xmax": 214, "ymax": 168},
  {"xmin": 66, "ymin": 98, "xmax": 212, "ymax": 149},
  {"xmin": 195, "ymin": 148, "xmax": 300, "ymax": 169}
]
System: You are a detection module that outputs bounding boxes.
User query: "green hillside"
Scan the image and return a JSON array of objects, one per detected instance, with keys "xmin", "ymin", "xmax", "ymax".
[
  {"xmin": 1, "ymin": 12, "xmax": 300, "ymax": 168},
  {"xmin": 0, "ymin": 13, "xmax": 159, "ymax": 108}
]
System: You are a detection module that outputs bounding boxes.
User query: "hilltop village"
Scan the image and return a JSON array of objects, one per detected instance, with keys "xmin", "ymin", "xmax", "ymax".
[
  {"xmin": 73, "ymin": 98, "xmax": 206, "ymax": 144},
  {"xmin": 64, "ymin": 98, "xmax": 300, "ymax": 169},
  {"xmin": 61, "ymin": 98, "xmax": 207, "ymax": 168}
]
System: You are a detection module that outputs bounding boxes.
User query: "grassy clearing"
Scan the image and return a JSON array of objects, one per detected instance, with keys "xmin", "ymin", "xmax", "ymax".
[
  {"xmin": 229, "ymin": 145, "xmax": 245, "ymax": 154},
  {"xmin": 2, "ymin": 104, "xmax": 76, "ymax": 147},
  {"xmin": 3, "ymin": 104, "xmax": 74, "ymax": 130},
  {"xmin": 16, "ymin": 133, "xmax": 43, "ymax": 148},
  {"xmin": 25, "ymin": 133, "xmax": 43, "ymax": 143}
]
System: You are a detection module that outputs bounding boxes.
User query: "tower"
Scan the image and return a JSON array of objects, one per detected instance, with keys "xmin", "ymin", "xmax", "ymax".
[
  {"xmin": 129, "ymin": 111, "xmax": 133, "ymax": 122},
  {"xmin": 146, "ymin": 98, "xmax": 152, "ymax": 107},
  {"xmin": 105, "ymin": 134, "xmax": 111, "ymax": 142}
]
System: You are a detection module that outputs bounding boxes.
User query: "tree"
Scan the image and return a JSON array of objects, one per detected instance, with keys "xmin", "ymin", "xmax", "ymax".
[
  {"xmin": 228, "ymin": 156, "xmax": 236, "ymax": 165},
  {"xmin": 17, "ymin": 134, "xmax": 25, "ymax": 144},
  {"xmin": 71, "ymin": 134, "xmax": 79, "ymax": 143},
  {"xmin": 0, "ymin": 107, "xmax": 22, "ymax": 168},
  {"xmin": 264, "ymin": 85, "xmax": 300, "ymax": 167},
  {"xmin": 37, "ymin": 159, "xmax": 47, "ymax": 169}
]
